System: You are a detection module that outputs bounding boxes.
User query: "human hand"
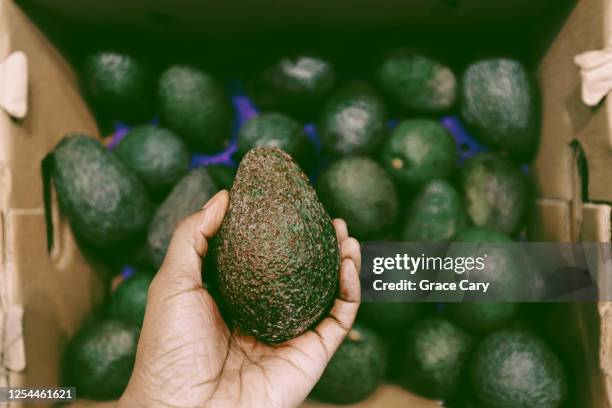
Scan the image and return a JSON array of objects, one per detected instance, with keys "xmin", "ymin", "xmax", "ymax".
[{"xmin": 119, "ymin": 190, "xmax": 361, "ymax": 408}]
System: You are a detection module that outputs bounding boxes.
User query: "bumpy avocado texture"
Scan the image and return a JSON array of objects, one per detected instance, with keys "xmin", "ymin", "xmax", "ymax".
[
  {"xmin": 311, "ymin": 324, "xmax": 387, "ymax": 404},
  {"xmin": 147, "ymin": 167, "xmax": 220, "ymax": 268},
  {"xmin": 158, "ymin": 65, "xmax": 232, "ymax": 153},
  {"xmin": 108, "ymin": 272, "xmax": 154, "ymax": 326},
  {"xmin": 317, "ymin": 156, "xmax": 399, "ymax": 240},
  {"xmin": 461, "ymin": 58, "xmax": 540, "ymax": 160},
  {"xmin": 215, "ymin": 147, "xmax": 339, "ymax": 344},
  {"xmin": 319, "ymin": 81, "xmax": 387, "ymax": 156},
  {"xmin": 63, "ymin": 320, "xmax": 139, "ymax": 400},
  {"xmin": 51, "ymin": 135, "xmax": 152, "ymax": 248},
  {"xmin": 470, "ymin": 329, "xmax": 567, "ymax": 408},
  {"xmin": 114, "ymin": 125, "xmax": 190, "ymax": 198}
]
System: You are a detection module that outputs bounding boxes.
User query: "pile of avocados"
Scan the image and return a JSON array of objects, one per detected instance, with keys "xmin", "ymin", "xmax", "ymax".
[{"xmin": 52, "ymin": 45, "xmax": 570, "ymax": 408}]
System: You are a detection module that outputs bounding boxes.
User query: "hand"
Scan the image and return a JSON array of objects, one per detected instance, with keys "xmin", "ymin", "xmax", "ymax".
[{"xmin": 119, "ymin": 190, "xmax": 362, "ymax": 408}]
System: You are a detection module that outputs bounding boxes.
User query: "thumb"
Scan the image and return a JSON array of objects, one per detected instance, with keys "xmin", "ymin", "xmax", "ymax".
[{"xmin": 158, "ymin": 189, "xmax": 230, "ymax": 283}]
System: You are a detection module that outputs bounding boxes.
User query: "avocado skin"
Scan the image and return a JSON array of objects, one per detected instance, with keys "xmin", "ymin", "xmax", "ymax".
[
  {"xmin": 237, "ymin": 112, "xmax": 316, "ymax": 171},
  {"xmin": 215, "ymin": 147, "xmax": 339, "ymax": 344},
  {"xmin": 359, "ymin": 302, "xmax": 425, "ymax": 331},
  {"xmin": 381, "ymin": 119, "xmax": 457, "ymax": 186},
  {"xmin": 311, "ymin": 324, "xmax": 387, "ymax": 404},
  {"xmin": 51, "ymin": 135, "xmax": 152, "ymax": 248},
  {"xmin": 63, "ymin": 320, "xmax": 139, "ymax": 400},
  {"xmin": 403, "ymin": 180, "xmax": 467, "ymax": 242},
  {"xmin": 461, "ymin": 153, "xmax": 529, "ymax": 235},
  {"xmin": 114, "ymin": 125, "xmax": 190, "ymax": 198},
  {"xmin": 447, "ymin": 303, "xmax": 517, "ymax": 333},
  {"xmin": 470, "ymin": 329, "xmax": 567, "ymax": 408},
  {"xmin": 250, "ymin": 55, "xmax": 336, "ymax": 119},
  {"xmin": 82, "ymin": 51, "xmax": 153, "ymax": 121},
  {"xmin": 317, "ymin": 156, "xmax": 399, "ymax": 240},
  {"xmin": 206, "ymin": 164, "xmax": 236, "ymax": 191},
  {"xmin": 109, "ymin": 272, "xmax": 153, "ymax": 326},
  {"xmin": 376, "ymin": 50, "xmax": 457, "ymax": 113},
  {"xmin": 147, "ymin": 167, "xmax": 220, "ymax": 268},
  {"xmin": 319, "ymin": 81, "xmax": 387, "ymax": 156},
  {"xmin": 461, "ymin": 58, "xmax": 540, "ymax": 160},
  {"xmin": 158, "ymin": 65, "xmax": 232, "ymax": 153},
  {"xmin": 401, "ymin": 317, "xmax": 474, "ymax": 400}
]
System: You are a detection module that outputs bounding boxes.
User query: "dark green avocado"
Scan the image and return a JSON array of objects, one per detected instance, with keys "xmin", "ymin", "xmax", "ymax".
[
  {"xmin": 381, "ymin": 119, "xmax": 457, "ymax": 186},
  {"xmin": 447, "ymin": 302, "xmax": 517, "ymax": 333},
  {"xmin": 470, "ymin": 329, "xmax": 567, "ymax": 408},
  {"xmin": 82, "ymin": 50, "xmax": 153, "ymax": 122},
  {"xmin": 400, "ymin": 317, "xmax": 474, "ymax": 400},
  {"xmin": 206, "ymin": 164, "xmax": 236, "ymax": 191},
  {"xmin": 63, "ymin": 319, "xmax": 139, "ymax": 400},
  {"xmin": 147, "ymin": 167, "xmax": 220, "ymax": 268},
  {"xmin": 215, "ymin": 146, "xmax": 339, "ymax": 344},
  {"xmin": 461, "ymin": 153, "xmax": 529, "ymax": 235},
  {"xmin": 51, "ymin": 135, "xmax": 152, "ymax": 248},
  {"xmin": 114, "ymin": 125, "xmax": 190, "ymax": 198},
  {"xmin": 461, "ymin": 58, "xmax": 540, "ymax": 160},
  {"xmin": 317, "ymin": 156, "xmax": 399, "ymax": 240},
  {"xmin": 158, "ymin": 65, "xmax": 232, "ymax": 153},
  {"xmin": 359, "ymin": 302, "xmax": 425, "ymax": 332},
  {"xmin": 310, "ymin": 324, "xmax": 387, "ymax": 404},
  {"xmin": 402, "ymin": 180, "xmax": 467, "ymax": 242},
  {"xmin": 237, "ymin": 112, "xmax": 316, "ymax": 171},
  {"xmin": 376, "ymin": 50, "xmax": 457, "ymax": 113},
  {"xmin": 319, "ymin": 81, "xmax": 387, "ymax": 156},
  {"xmin": 249, "ymin": 55, "xmax": 336, "ymax": 119},
  {"xmin": 108, "ymin": 272, "xmax": 154, "ymax": 326}
]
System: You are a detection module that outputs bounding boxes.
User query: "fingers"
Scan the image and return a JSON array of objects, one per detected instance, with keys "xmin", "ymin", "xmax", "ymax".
[
  {"xmin": 340, "ymin": 237, "xmax": 361, "ymax": 274},
  {"xmin": 332, "ymin": 219, "xmax": 348, "ymax": 242}
]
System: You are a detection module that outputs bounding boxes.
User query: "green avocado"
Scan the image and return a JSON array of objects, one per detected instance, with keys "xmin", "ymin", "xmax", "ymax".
[
  {"xmin": 381, "ymin": 119, "xmax": 457, "ymax": 186},
  {"xmin": 376, "ymin": 50, "xmax": 457, "ymax": 113},
  {"xmin": 147, "ymin": 167, "xmax": 220, "ymax": 268},
  {"xmin": 317, "ymin": 156, "xmax": 399, "ymax": 240},
  {"xmin": 63, "ymin": 320, "xmax": 139, "ymax": 400},
  {"xmin": 237, "ymin": 112, "xmax": 316, "ymax": 171},
  {"xmin": 401, "ymin": 317, "xmax": 474, "ymax": 400},
  {"xmin": 311, "ymin": 324, "xmax": 387, "ymax": 404},
  {"xmin": 470, "ymin": 329, "xmax": 567, "ymax": 408},
  {"xmin": 447, "ymin": 302, "xmax": 517, "ymax": 333},
  {"xmin": 215, "ymin": 147, "xmax": 339, "ymax": 344},
  {"xmin": 206, "ymin": 164, "xmax": 236, "ymax": 191},
  {"xmin": 108, "ymin": 272, "xmax": 154, "ymax": 326},
  {"xmin": 359, "ymin": 302, "xmax": 425, "ymax": 331},
  {"xmin": 461, "ymin": 58, "xmax": 540, "ymax": 160},
  {"xmin": 158, "ymin": 65, "xmax": 232, "ymax": 153},
  {"xmin": 249, "ymin": 55, "xmax": 336, "ymax": 119},
  {"xmin": 114, "ymin": 125, "xmax": 190, "ymax": 198},
  {"xmin": 403, "ymin": 180, "xmax": 467, "ymax": 242},
  {"xmin": 51, "ymin": 135, "xmax": 152, "ymax": 248},
  {"xmin": 461, "ymin": 153, "xmax": 529, "ymax": 235},
  {"xmin": 82, "ymin": 50, "xmax": 153, "ymax": 122},
  {"xmin": 319, "ymin": 81, "xmax": 387, "ymax": 156}
]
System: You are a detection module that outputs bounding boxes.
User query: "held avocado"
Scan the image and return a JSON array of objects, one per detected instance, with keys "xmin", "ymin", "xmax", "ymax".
[
  {"xmin": 51, "ymin": 135, "xmax": 152, "ymax": 248},
  {"xmin": 310, "ymin": 324, "xmax": 386, "ymax": 404},
  {"xmin": 215, "ymin": 147, "xmax": 339, "ymax": 344}
]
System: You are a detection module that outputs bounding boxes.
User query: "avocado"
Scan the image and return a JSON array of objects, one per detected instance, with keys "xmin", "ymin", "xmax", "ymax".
[
  {"xmin": 249, "ymin": 55, "xmax": 336, "ymax": 119},
  {"xmin": 319, "ymin": 81, "xmax": 387, "ymax": 156},
  {"xmin": 82, "ymin": 50, "xmax": 153, "ymax": 122},
  {"xmin": 114, "ymin": 125, "xmax": 190, "ymax": 198},
  {"xmin": 461, "ymin": 153, "xmax": 529, "ymax": 235},
  {"xmin": 447, "ymin": 302, "xmax": 517, "ymax": 333},
  {"xmin": 147, "ymin": 167, "xmax": 220, "ymax": 268},
  {"xmin": 63, "ymin": 319, "xmax": 139, "ymax": 400},
  {"xmin": 461, "ymin": 58, "xmax": 540, "ymax": 160},
  {"xmin": 470, "ymin": 329, "xmax": 567, "ymax": 408},
  {"xmin": 215, "ymin": 147, "xmax": 339, "ymax": 344},
  {"xmin": 376, "ymin": 50, "xmax": 457, "ymax": 113},
  {"xmin": 206, "ymin": 164, "xmax": 236, "ymax": 191},
  {"xmin": 108, "ymin": 272, "xmax": 154, "ymax": 326},
  {"xmin": 454, "ymin": 226, "xmax": 512, "ymax": 243},
  {"xmin": 237, "ymin": 112, "xmax": 316, "ymax": 171},
  {"xmin": 381, "ymin": 119, "xmax": 457, "ymax": 187},
  {"xmin": 400, "ymin": 317, "xmax": 474, "ymax": 400},
  {"xmin": 359, "ymin": 302, "xmax": 425, "ymax": 331},
  {"xmin": 403, "ymin": 180, "xmax": 467, "ymax": 242},
  {"xmin": 317, "ymin": 156, "xmax": 399, "ymax": 240},
  {"xmin": 51, "ymin": 135, "xmax": 152, "ymax": 248},
  {"xmin": 158, "ymin": 65, "xmax": 232, "ymax": 153},
  {"xmin": 311, "ymin": 324, "xmax": 386, "ymax": 404}
]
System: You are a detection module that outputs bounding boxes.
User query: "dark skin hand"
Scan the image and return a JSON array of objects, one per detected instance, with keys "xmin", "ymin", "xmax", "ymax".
[{"xmin": 118, "ymin": 190, "xmax": 362, "ymax": 408}]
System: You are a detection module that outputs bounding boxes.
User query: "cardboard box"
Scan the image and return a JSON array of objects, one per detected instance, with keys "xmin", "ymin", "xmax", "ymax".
[{"xmin": 1, "ymin": 0, "xmax": 611, "ymax": 406}]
